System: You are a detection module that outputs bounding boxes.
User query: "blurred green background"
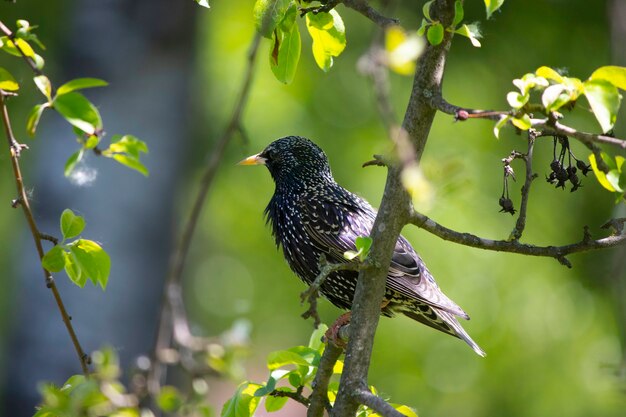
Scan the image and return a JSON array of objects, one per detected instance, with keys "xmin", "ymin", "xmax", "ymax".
[{"xmin": 1, "ymin": 0, "xmax": 626, "ymax": 416}]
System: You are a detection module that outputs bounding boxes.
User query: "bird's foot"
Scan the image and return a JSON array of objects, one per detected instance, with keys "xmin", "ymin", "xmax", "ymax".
[{"xmin": 324, "ymin": 312, "xmax": 351, "ymax": 348}]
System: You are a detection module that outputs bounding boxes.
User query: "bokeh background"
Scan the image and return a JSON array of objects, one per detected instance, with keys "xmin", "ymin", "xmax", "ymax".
[{"xmin": 1, "ymin": 0, "xmax": 625, "ymax": 416}]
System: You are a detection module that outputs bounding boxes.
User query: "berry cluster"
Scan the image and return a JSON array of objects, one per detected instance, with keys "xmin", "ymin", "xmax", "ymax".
[{"xmin": 546, "ymin": 135, "xmax": 590, "ymax": 192}]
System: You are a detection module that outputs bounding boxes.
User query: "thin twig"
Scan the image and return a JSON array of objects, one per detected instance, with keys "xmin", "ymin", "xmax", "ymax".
[
  {"xmin": 270, "ymin": 386, "xmax": 310, "ymax": 407},
  {"xmin": 510, "ymin": 133, "xmax": 537, "ymax": 240},
  {"xmin": 410, "ymin": 210, "xmax": 626, "ymax": 268},
  {"xmin": 148, "ymin": 32, "xmax": 263, "ymax": 396},
  {"xmin": 0, "ymin": 92, "xmax": 90, "ymax": 375},
  {"xmin": 352, "ymin": 387, "xmax": 407, "ymax": 417},
  {"xmin": 430, "ymin": 94, "xmax": 626, "ymax": 150},
  {"xmin": 307, "ymin": 342, "xmax": 343, "ymax": 417},
  {"xmin": 300, "ymin": 255, "xmax": 360, "ymax": 328}
]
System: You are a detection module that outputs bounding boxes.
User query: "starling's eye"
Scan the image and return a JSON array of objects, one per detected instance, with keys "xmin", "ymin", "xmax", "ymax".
[{"xmin": 264, "ymin": 148, "xmax": 278, "ymax": 161}]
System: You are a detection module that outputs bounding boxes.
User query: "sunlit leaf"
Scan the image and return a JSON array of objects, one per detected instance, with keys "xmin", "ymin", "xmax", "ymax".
[
  {"xmin": 511, "ymin": 114, "xmax": 531, "ymax": 130},
  {"xmin": 269, "ymin": 10, "xmax": 301, "ymax": 84},
  {"xmin": 253, "ymin": 0, "xmax": 293, "ymax": 38},
  {"xmin": 221, "ymin": 383, "xmax": 263, "ymax": 417},
  {"xmin": 52, "ymin": 92, "xmax": 102, "ymax": 134},
  {"xmin": 0, "ymin": 37, "xmax": 35, "ymax": 57},
  {"xmin": 506, "ymin": 91, "xmax": 527, "ymax": 109},
  {"xmin": 454, "ymin": 23, "xmax": 481, "ymax": 47},
  {"xmin": 590, "ymin": 65, "xmax": 626, "ymax": 91},
  {"xmin": 453, "ymin": 0, "xmax": 464, "ymax": 26},
  {"xmin": 65, "ymin": 251, "xmax": 86, "ymax": 287},
  {"xmin": 493, "ymin": 115, "xmax": 510, "ymax": 138},
  {"xmin": 0, "ymin": 67, "xmax": 19, "ymax": 91},
  {"xmin": 422, "ymin": 1, "xmax": 434, "ymax": 21},
  {"xmin": 265, "ymin": 395, "xmax": 288, "ymax": 412},
  {"xmin": 306, "ymin": 10, "xmax": 346, "ymax": 72},
  {"xmin": 583, "ymin": 79, "xmax": 621, "ymax": 133},
  {"xmin": 308, "ymin": 324, "xmax": 328, "ymax": 352},
  {"xmin": 536, "ymin": 66, "xmax": 564, "ymax": 83},
  {"xmin": 589, "ymin": 153, "xmax": 619, "ymax": 192},
  {"xmin": 484, "ymin": 0, "xmax": 504, "ymax": 19},
  {"xmin": 68, "ymin": 239, "xmax": 111, "ymax": 289},
  {"xmin": 355, "ymin": 236, "xmax": 372, "ymax": 261},
  {"xmin": 60, "ymin": 209, "xmax": 85, "ymax": 240},
  {"xmin": 64, "ymin": 149, "xmax": 84, "ymax": 177},
  {"xmin": 34, "ymin": 75, "xmax": 51, "ymax": 100},
  {"xmin": 26, "ymin": 103, "xmax": 49, "ymax": 136},
  {"xmin": 267, "ymin": 350, "xmax": 312, "ymax": 370},
  {"xmin": 42, "ymin": 246, "xmax": 66, "ymax": 273},
  {"xmin": 541, "ymin": 84, "xmax": 571, "ymax": 111},
  {"xmin": 57, "ymin": 78, "xmax": 108, "ymax": 96},
  {"xmin": 426, "ymin": 23, "xmax": 444, "ymax": 46}
]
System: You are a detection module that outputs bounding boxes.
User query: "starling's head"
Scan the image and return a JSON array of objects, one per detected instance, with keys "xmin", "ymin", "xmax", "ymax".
[{"xmin": 238, "ymin": 136, "xmax": 333, "ymax": 189}]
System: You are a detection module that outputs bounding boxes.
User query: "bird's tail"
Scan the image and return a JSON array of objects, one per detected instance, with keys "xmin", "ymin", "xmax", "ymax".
[{"xmin": 402, "ymin": 307, "xmax": 486, "ymax": 357}]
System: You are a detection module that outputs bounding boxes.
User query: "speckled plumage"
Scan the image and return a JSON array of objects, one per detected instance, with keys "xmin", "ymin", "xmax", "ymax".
[{"xmin": 245, "ymin": 136, "xmax": 484, "ymax": 356}]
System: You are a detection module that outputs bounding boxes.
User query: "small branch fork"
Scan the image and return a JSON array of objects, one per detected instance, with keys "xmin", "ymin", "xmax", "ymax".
[
  {"xmin": 0, "ymin": 90, "xmax": 90, "ymax": 375},
  {"xmin": 430, "ymin": 94, "xmax": 626, "ymax": 151},
  {"xmin": 300, "ymin": 0, "xmax": 399, "ymax": 28},
  {"xmin": 300, "ymin": 255, "xmax": 360, "ymax": 328},
  {"xmin": 0, "ymin": 20, "xmax": 44, "ymax": 76}
]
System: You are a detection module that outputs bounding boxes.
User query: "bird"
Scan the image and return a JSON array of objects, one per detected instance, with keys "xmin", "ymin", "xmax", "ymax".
[{"xmin": 239, "ymin": 136, "xmax": 485, "ymax": 356}]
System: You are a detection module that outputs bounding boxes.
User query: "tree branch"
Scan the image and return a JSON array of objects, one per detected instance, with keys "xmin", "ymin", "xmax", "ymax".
[
  {"xmin": 409, "ymin": 210, "xmax": 626, "ymax": 268},
  {"xmin": 300, "ymin": 0, "xmax": 399, "ymax": 28},
  {"xmin": 307, "ymin": 342, "xmax": 343, "ymax": 417},
  {"xmin": 353, "ymin": 387, "xmax": 407, "ymax": 417},
  {"xmin": 148, "ymin": 32, "xmax": 263, "ymax": 397},
  {"xmin": 0, "ymin": 91, "xmax": 90, "ymax": 375},
  {"xmin": 332, "ymin": 1, "xmax": 458, "ymax": 416},
  {"xmin": 270, "ymin": 386, "xmax": 310, "ymax": 407},
  {"xmin": 300, "ymin": 255, "xmax": 360, "ymax": 328}
]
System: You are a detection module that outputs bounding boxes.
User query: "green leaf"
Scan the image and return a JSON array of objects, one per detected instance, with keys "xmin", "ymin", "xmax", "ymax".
[
  {"xmin": 590, "ymin": 66, "xmax": 626, "ymax": 91},
  {"xmin": 0, "ymin": 67, "xmax": 19, "ymax": 91},
  {"xmin": 65, "ymin": 251, "xmax": 86, "ymax": 287},
  {"xmin": 417, "ymin": 19, "xmax": 429, "ymax": 37},
  {"xmin": 606, "ymin": 169, "xmax": 623, "ymax": 193},
  {"xmin": 42, "ymin": 246, "xmax": 67, "ymax": 273},
  {"xmin": 157, "ymin": 386, "xmax": 183, "ymax": 413},
  {"xmin": 64, "ymin": 149, "xmax": 84, "ymax": 177},
  {"xmin": 306, "ymin": 10, "xmax": 346, "ymax": 72},
  {"xmin": 68, "ymin": 239, "xmax": 111, "ymax": 289},
  {"xmin": 392, "ymin": 404, "xmax": 419, "ymax": 417},
  {"xmin": 111, "ymin": 154, "xmax": 149, "ymax": 176},
  {"xmin": 422, "ymin": 1, "xmax": 434, "ymax": 21},
  {"xmin": 454, "ymin": 23, "xmax": 481, "ymax": 47},
  {"xmin": 269, "ymin": 16, "xmax": 301, "ymax": 84},
  {"xmin": 221, "ymin": 383, "xmax": 262, "ymax": 417},
  {"xmin": 541, "ymin": 84, "xmax": 570, "ymax": 111},
  {"xmin": 536, "ymin": 66, "xmax": 564, "ymax": 83},
  {"xmin": 355, "ymin": 236, "xmax": 372, "ymax": 261},
  {"xmin": 253, "ymin": 0, "xmax": 293, "ymax": 38},
  {"xmin": 426, "ymin": 23, "xmax": 444, "ymax": 46},
  {"xmin": 506, "ymin": 91, "xmax": 528, "ymax": 109},
  {"xmin": 52, "ymin": 92, "xmax": 102, "ymax": 135},
  {"xmin": 452, "ymin": 0, "xmax": 464, "ymax": 26},
  {"xmin": 493, "ymin": 115, "xmax": 510, "ymax": 138},
  {"xmin": 106, "ymin": 134, "xmax": 148, "ymax": 155},
  {"xmin": 288, "ymin": 371, "xmax": 302, "ymax": 387},
  {"xmin": 589, "ymin": 153, "xmax": 618, "ymax": 192},
  {"xmin": 308, "ymin": 323, "xmax": 328, "ymax": 352},
  {"xmin": 26, "ymin": 103, "xmax": 49, "ymax": 136},
  {"xmin": 264, "ymin": 395, "xmax": 289, "ymax": 412},
  {"xmin": 511, "ymin": 114, "xmax": 531, "ymax": 130},
  {"xmin": 34, "ymin": 75, "xmax": 52, "ymax": 100},
  {"xmin": 60, "ymin": 209, "xmax": 85, "ymax": 239},
  {"xmin": 267, "ymin": 350, "xmax": 312, "ymax": 370},
  {"xmin": 484, "ymin": 0, "xmax": 504, "ymax": 19},
  {"xmin": 57, "ymin": 78, "xmax": 108, "ymax": 96},
  {"xmin": 0, "ymin": 37, "xmax": 35, "ymax": 57},
  {"xmin": 385, "ymin": 26, "xmax": 423, "ymax": 76},
  {"xmin": 583, "ymin": 79, "xmax": 622, "ymax": 133},
  {"xmin": 194, "ymin": 0, "xmax": 210, "ymax": 8}
]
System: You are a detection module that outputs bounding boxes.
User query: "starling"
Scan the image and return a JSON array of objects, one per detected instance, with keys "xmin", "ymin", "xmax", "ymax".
[{"xmin": 239, "ymin": 136, "xmax": 485, "ymax": 356}]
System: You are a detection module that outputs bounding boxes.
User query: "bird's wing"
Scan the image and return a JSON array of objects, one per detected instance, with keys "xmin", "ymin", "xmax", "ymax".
[{"xmin": 299, "ymin": 189, "xmax": 468, "ymax": 318}]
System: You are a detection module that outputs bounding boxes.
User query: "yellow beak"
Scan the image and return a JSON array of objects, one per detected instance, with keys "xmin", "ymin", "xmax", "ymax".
[{"xmin": 237, "ymin": 153, "xmax": 267, "ymax": 166}]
